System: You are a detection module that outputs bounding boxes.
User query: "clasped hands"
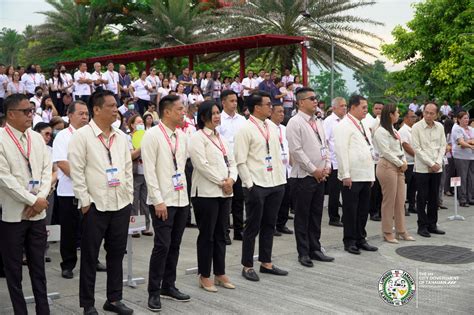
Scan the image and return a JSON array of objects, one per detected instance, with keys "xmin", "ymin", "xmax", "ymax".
[
  {"xmin": 24, "ymin": 197, "xmax": 49, "ymax": 219},
  {"xmin": 220, "ymin": 178, "xmax": 234, "ymax": 195},
  {"xmin": 312, "ymin": 167, "xmax": 331, "ymax": 183}
]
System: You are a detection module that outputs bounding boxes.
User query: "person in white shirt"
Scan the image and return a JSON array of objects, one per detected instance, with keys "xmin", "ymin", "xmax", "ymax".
[
  {"xmin": 188, "ymin": 100, "xmax": 238, "ymax": 292},
  {"xmin": 234, "ymin": 91, "xmax": 288, "ymax": 281},
  {"xmin": 334, "ymin": 95, "xmax": 378, "ymax": 255},
  {"xmin": 130, "ymin": 70, "xmax": 153, "ymax": 116},
  {"xmin": 281, "ymin": 68, "xmax": 294, "ymax": 86},
  {"xmin": 68, "ymin": 90, "xmax": 134, "ymax": 315},
  {"xmin": 0, "ymin": 94, "xmax": 52, "ymax": 314},
  {"xmin": 440, "ymin": 100, "xmax": 452, "ymax": 117},
  {"xmin": 29, "ymin": 86, "xmax": 43, "ymax": 109},
  {"xmin": 90, "ymin": 62, "xmax": 106, "ymax": 92},
  {"xmin": 157, "ymin": 78, "xmax": 171, "ymax": 104},
  {"xmin": 21, "ymin": 64, "xmax": 40, "ymax": 98},
  {"xmin": 409, "ymin": 98, "xmax": 419, "ymax": 113},
  {"xmin": 103, "ymin": 61, "xmax": 120, "ymax": 105},
  {"xmin": 146, "ymin": 68, "xmax": 161, "ymax": 104},
  {"xmin": 216, "ymin": 90, "xmax": 247, "ymax": 241},
  {"xmin": 241, "ymin": 70, "xmax": 258, "ymax": 101},
  {"xmin": 176, "ymin": 83, "xmax": 188, "ymax": 107},
  {"xmin": 40, "ymin": 95, "xmax": 59, "ymax": 124},
  {"xmin": 200, "ymin": 71, "xmax": 212, "ymax": 96},
  {"xmin": 230, "ymin": 75, "xmax": 244, "ymax": 111},
  {"xmin": 323, "ymin": 97, "xmax": 347, "ymax": 227},
  {"xmin": 59, "ymin": 65, "xmax": 74, "ymax": 96},
  {"xmin": 52, "ymin": 100, "xmax": 91, "ymax": 279},
  {"xmin": 0, "ymin": 63, "xmax": 6, "ymax": 113},
  {"xmin": 141, "ymin": 95, "xmax": 191, "ymax": 311},
  {"xmin": 187, "ymin": 84, "xmax": 204, "ymax": 106},
  {"xmin": 6, "ymin": 71, "xmax": 26, "ymax": 96},
  {"xmin": 73, "ymin": 62, "xmax": 93, "ymax": 103},
  {"xmin": 35, "ymin": 65, "xmax": 47, "ymax": 91},
  {"xmin": 255, "ymin": 69, "xmax": 265, "ymax": 85},
  {"xmin": 398, "ymin": 110, "xmax": 418, "ymax": 214}
]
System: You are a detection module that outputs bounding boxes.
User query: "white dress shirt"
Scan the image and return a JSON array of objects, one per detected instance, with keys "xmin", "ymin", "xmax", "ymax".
[
  {"xmin": 398, "ymin": 124, "xmax": 414, "ymax": 165},
  {"xmin": 216, "ymin": 110, "xmax": 247, "ymax": 156},
  {"xmin": 323, "ymin": 113, "xmax": 343, "ymax": 169},
  {"xmin": 146, "ymin": 75, "xmax": 160, "ymax": 93},
  {"xmin": 270, "ymin": 122, "xmax": 292, "ymax": 179},
  {"xmin": 440, "ymin": 105, "xmax": 452, "ymax": 116},
  {"xmin": 189, "ymin": 128, "xmax": 238, "ymax": 198},
  {"xmin": 373, "ymin": 127, "xmax": 406, "ymax": 167},
  {"xmin": 132, "ymin": 79, "xmax": 151, "ymax": 101},
  {"xmin": 141, "ymin": 123, "xmax": 189, "ymax": 207},
  {"xmin": 411, "ymin": 119, "xmax": 446, "ymax": 173},
  {"xmin": 0, "ymin": 124, "xmax": 52, "ymax": 222},
  {"xmin": 334, "ymin": 113, "xmax": 375, "ymax": 182},
  {"xmin": 21, "ymin": 73, "xmax": 38, "ymax": 94},
  {"xmin": 0, "ymin": 74, "xmax": 7, "ymax": 98},
  {"xmin": 90, "ymin": 71, "xmax": 105, "ymax": 91},
  {"xmin": 73, "ymin": 71, "xmax": 92, "ymax": 96},
  {"xmin": 104, "ymin": 70, "xmax": 119, "ymax": 94},
  {"xmin": 52, "ymin": 126, "xmax": 75, "ymax": 196},
  {"xmin": 68, "ymin": 120, "xmax": 133, "ymax": 211},
  {"xmin": 234, "ymin": 115, "xmax": 286, "ymax": 188},
  {"xmin": 241, "ymin": 77, "xmax": 258, "ymax": 97}
]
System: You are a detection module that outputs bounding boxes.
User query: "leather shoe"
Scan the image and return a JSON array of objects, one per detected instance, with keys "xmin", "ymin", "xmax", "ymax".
[
  {"xmin": 259, "ymin": 265, "xmax": 288, "ymax": 276},
  {"xmin": 277, "ymin": 226, "xmax": 293, "ymax": 234},
  {"xmin": 408, "ymin": 208, "xmax": 417, "ymax": 214},
  {"xmin": 160, "ymin": 287, "xmax": 191, "ymax": 302},
  {"xmin": 242, "ymin": 268, "xmax": 260, "ymax": 281},
  {"xmin": 460, "ymin": 203, "xmax": 469, "ymax": 207},
  {"xmin": 344, "ymin": 246, "xmax": 361, "ymax": 255},
  {"xmin": 370, "ymin": 214, "xmax": 381, "ymax": 221},
  {"xmin": 438, "ymin": 205, "xmax": 448, "ymax": 210},
  {"xmin": 428, "ymin": 228, "xmax": 446, "ymax": 235},
  {"xmin": 62, "ymin": 269, "xmax": 73, "ymax": 279},
  {"xmin": 225, "ymin": 234, "xmax": 232, "ymax": 245},
  {"xmin": 147, "ymin": 295, "xmax": 161, "ymax": 312},
  {"xmin": 357, "ymin": 243, "xmax": 378, "ymax": 251},
  {"xmin": 469, "ymin": 202, "xmax": 474, "ymax": 205},
  {"xmin": 273, "ymin": 230, "xmax": 282, "ymax": 237},
  {"xmin": 329, "ymin": 220, "xmax": 343, "ymax": 227},
  {"xmin": 309, "ymin": 250, "xmax": 335, "ymax": 262},
  {"xmin": 103, "ymin": 300, "xmax": 133, "ymax": 315},
  {"xmin": 96, "ymin": 262, "xmax": 107, "ymax": 272},
  {"xmin": 298, "ymin": 256, "xmax": 314, "ymax": 267},
  {"xmin": 418, "ymin": 230, "xmax": 431, "ymax": 237},
  {"xmin": 83, "ymin": 306, "xmax": 98, "ymax": 315}
]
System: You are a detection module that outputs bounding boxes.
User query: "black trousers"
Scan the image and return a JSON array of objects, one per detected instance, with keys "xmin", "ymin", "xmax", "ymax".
[
  {"xmin": 405, "ymin": 164, "xmax": 417, "ymax": 211},
  {"xmin": 75, "ymin": 95, "xmax": 90, "ymax": 105},
  {"xmin": 58, "ymin": 196, "xmax": 82, "ymax": 271},
  {"xmin": 369, "ymin": 166, "xmax": 382, "ymax": 217},
  {"xmin": 231, "ymin": 176, "xmax": 245, "ymax": 236},
  {"xmin": 0, "ymin": 97, "xmax": 4, "ymax": 114},
  {"xmin": 415, "ymin": 172, "xmax": 441, "ymax": 231},
  {"xmin": 341, "ymin": 182, "xmax": 371, "ymax": 247},
  {"xmin": 0, "ymin": 219, "xmax": 49, "ymax": 315},
  {"xmin": 148, "ymin": 205, "xmax": 188, "ymax": 295},
  {"xmin": 136, "ymin": 98, "xmax": 149, "ymax": 117},
  {"xmin": 241, "ymin": 184, "xmax": 285, "ymax": 267},
  {"xmin": 185, "ymin": 159, "xmax": 194, "ymax": 225},
  {"xmin": 80, "ymin": 204, "xmax": 131, "ymax": 308},
  {"xmin": 50, "ymin": 90, "xmax": 64, "ymax": 116},
  {"xmin": 327, "ymin": 168, "xmax": 342, "ymax": 222},
  {"xmin": 444, "ymin": 157, "xmax": 456, "ymax": 193},
  {"xmin": 276, "ymin": 182, "xmax": 291, "ymax": 230},
  {"xmin": 193, "ymin": 197, "xmax": 230, "ymax": 277},
  {"xmin": 293, "ymin": 177, "xmax": 325, "ymax": 257}
]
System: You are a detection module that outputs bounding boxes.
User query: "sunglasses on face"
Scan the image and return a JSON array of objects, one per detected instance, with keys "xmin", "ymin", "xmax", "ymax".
[
  {"xmin": 302, "ymin": 96, "xmax": 318, "ymax": 101},
  {"xmin": 10, "ymin": 108, "xmax": 35, "ymax": 115}
]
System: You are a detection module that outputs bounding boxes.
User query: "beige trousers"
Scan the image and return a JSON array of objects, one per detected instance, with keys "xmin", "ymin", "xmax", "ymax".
[{"xmin": 376, "ymin": 158, "xmax": 407, "ymax": 235}]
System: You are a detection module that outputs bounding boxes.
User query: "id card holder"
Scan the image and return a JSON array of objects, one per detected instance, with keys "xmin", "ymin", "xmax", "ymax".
[
  {"xmin": 56, "ymin": 92, "xmax": 61, "ymax": 99},
  {"xmin": 281, "ymin": 152, "xmax": 288, "ymax": 165},
  {"xmin": 106, "ymin": 168, "xmax": 121, "ymax": 187},
  {"xmin": 320, "ymin": 147, "xmax": 328, "ymax": 159},
  {"xmin": 28, "ymin": 180, "xmax": 40, "ymax": 195},
  {"xmin": 265, "ymin": 156, "xmax": 273, "ymax": 172},
  {"xmin": 137, "ymin": 158, "xmax": 144, "ymax": 175},
  {"xmin": 172, "ymin": 173, "xmax": 184, "ymax": 191},
  {"xmin": 370, "ymin": 147, "xmax": 378, "ymax": 162}
]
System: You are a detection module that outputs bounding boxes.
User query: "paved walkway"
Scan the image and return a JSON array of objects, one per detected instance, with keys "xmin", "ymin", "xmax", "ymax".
[{"xmin": 1, "ymin": 195, "xmax": 473, "ymax": 314}]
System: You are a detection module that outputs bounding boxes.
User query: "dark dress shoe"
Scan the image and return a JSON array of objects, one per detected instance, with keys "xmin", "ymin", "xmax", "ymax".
[
  {"xmin": 428, "ymin": 228, "xmax": 446, "ymax": 235},
  {"xmin": 242, "ymin": 268, "xmax": 260, "ymax": 281},
  {"xmin": 438, "ymin": 205, "xmax": 448, "ymax": 210},
  {"xmin": 273, "ymin": 230, "xmax": 282, "ymax": 237},
  {"xmin": 418, "ymin": 230, "xmax": 431, "ymax": 237},
  {"xmin": 131, "ymin": 233, "xmax": 141, "ymax": 238},
  {"xmin": 469, "ymin": 202, "xmax": 474, "ymax": 205},
  {"xmin": 370, "ymin": 214, "xmax": 381, "ymax": 221},
  {"xmin": 103, "ymin": 300, "xmax": 133, "ymax": 315},
  {"xmin": 160, "ymin": 287, "xmax": 191, "ymax": 302},
  {"xmin": 298, "ymin": 256, "xmax": 314, "ymax": 267},
  {"xmin": 460, "ymin": 203, "xmax": 469, "ymax": 207},
  {"xmin": 45, "ymin": 256, "xmax": 51, "ymax": 263},
  {"xmin": 83, "ymin": 306, "xmax": 98, "ymax": 315},
  {"xmin": 62, "ymin": 269, "xmax": 73, "ymax": 279},
  {"xmin": 186, "ymin": 223, "xmax": 197, "ymax": 228},
  {"xmin": 310, "ymin": 250, "xmax": 335, "ymax": 262},
  {"xmin": 259, "ymin": 265, "xmax": 288, "ymax": 276},
  {"xmin": 405, "ymin": 211, "xmax": 411, "ymax": 216},
  {"xmin": 329, "ymin": 220, "xmax": 343, "ymax": 227},
  {"xmin": 408, "ymin": 208, "xmax": 417, "ymax": 214},
  {"xmin": 277, "ymin": 226, "xmax": 293, "ymax": 234},
  {"xmin": 96, "ymin": 262, "xmax": 107, "ymax": 272},
  {"xmin": 288, "ymin": 215, "xmax": 294, "ymax": 220},
  {"xmin": 225, "ymin": 234, "xmax": 232, "ymax": 245},
  {"xmin": 233, "ymin": 232, "xmax": 243, "ymax": 241},
  {"xmin": 344, "ymin": 246, "xmax": 361, "ymax": 255},
  {"xmin": 357, "ymin": 243, "xmax": 378, "ymax": 251},
  {"xmin": 141, "ymin": 231, "xmax": 154, "ymax": 236},
  {"xmin": 148, "ymin": 295, "xmax": 161, "ymax": 312}
]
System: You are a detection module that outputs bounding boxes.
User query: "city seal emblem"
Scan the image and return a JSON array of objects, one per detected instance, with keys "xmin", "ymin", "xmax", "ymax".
[{"xmin": 378, "ymin": 269, "xmax": 416, "ymax": 306}]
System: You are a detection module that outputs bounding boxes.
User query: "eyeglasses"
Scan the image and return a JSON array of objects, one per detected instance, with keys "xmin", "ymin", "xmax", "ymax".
[
  {"xmin": 9, "ymin": 108, "xmax": 35, "ymax": 115},
  {"xmin": 301, "ymin": 96, "xmax": 318, "ymax": 101}
]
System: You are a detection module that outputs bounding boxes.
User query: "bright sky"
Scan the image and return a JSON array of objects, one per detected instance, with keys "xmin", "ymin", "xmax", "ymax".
[{"xmin": 0, "ymin": 0, "xmax": 421, "ymax": 92}]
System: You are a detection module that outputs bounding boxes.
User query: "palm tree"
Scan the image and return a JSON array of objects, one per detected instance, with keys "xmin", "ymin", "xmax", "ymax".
[
  {"xmin": 0, "ymin": 28, "xmax": 25, "ymax": 66},
  {"xmin": 209, "ymin": 0, "xmax": 383, "ymax": 72}
]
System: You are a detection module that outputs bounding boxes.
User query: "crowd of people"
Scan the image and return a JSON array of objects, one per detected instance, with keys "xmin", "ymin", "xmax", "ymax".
[{"xmin": 0, "ymin": 61, "xmax": 471, "ymax": 315}]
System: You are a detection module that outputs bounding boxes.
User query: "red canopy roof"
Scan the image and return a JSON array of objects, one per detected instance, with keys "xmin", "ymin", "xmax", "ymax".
[{"xmin": 59, "ymin": 34, "xmax": 306, "ymax": 67}]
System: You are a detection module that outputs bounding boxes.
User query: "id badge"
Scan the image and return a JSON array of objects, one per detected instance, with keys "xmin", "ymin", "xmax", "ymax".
[
  {"xmin": 56, "ymin": 92, "xmax": 61, "ymax": 99},
  {"xmin": 370, "ymin": 147, "xmax": 378, "ymax": 162},
  {"xmin": 137, "ymin": 159, "xmax": 144, "ymax": 175},
  {"xmin": 320, "ymin": 147, "xmax": 328, "ymax": 159},
  {"xmin": 172, "ymin": 173, "xmax": 184, "ymax": 191},
  {"xmin": 281, "ymin": 152, "xmax": 288, "ymax": 165},
  {"xmin": 265, "ymin": 156, "xmax": 273, "ymax": 172},
  {"xmin": 28, "ymin": 180, "xmax": 40, "ymax": 195},
  {"xmin": 106, "ymin": 168, "xmax": 121, "ymax": 187}
]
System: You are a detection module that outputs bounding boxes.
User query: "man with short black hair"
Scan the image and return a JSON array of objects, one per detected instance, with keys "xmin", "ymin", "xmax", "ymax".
[
  {"xmin": 178, "ymin": 67, "xmax": 193, "ymax": 95},
  {"xmin": 235, "ymin": 91, "xmax": 288, "ymax": 281},
  {"xmin": 0, "ymin": 94, "xmax": 52, "ymax": 314},
  {"xmin": 74, "ymin": 62, "xmax": 93, "ymax": 103},
  {"xmin": 103, "ymin": 61, "xmax": 120, "ymax": 105},
  {"xmin": 399, "ymin": 110, "xmax": 417, "ymax": 214},
  {"xmin": 69, "ymin": 90, "xmax": 134, "ymax": 315}
]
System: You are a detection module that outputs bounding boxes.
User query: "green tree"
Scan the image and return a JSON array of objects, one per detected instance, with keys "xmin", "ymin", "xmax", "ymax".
[
  {"xmin": 382, "ymin": 0, "xmax": 473, "ymax": 103},
  {"xmin": 0, "ymin": 28, "xmax": 25, "ymax": 66},
  {"xmin": 353, "ymin": 60, "xmax": 393, "ymax": 103},
  {"xmin": 209, "ymin": 0, "xmax": 382, "ymax": 72},
  {"xmin": 311, "ymin": 70, "xmax": 349, "ymax": 105}
]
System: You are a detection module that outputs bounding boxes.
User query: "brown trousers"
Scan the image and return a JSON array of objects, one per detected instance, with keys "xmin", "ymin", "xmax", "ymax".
[{"xmin": 376, "ymin": 158, "xmax": 407, "ymax": 235}]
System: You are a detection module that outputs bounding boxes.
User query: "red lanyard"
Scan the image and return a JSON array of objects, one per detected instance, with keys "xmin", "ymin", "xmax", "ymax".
[
  {"xmin": 249, "ymin": 116, "xmax": 270, "ymax": 154},
  {"xmin": 30, "ymin": 74, "xmax": 36, "ymax": 84},
  {"xmin": 108, "ymin": 71, "xmax": 115, "ymax": 83},
  {"xmin": 68, "ymin": 127, "xmax": 74, "ymax": 134},
  {"xmin": 278, "ymin": 126, "xmax": 285, "ymax": 151},
  {"xmin": 5, "ymin": 126, "xmax": 32, "ymax": 175},
  {"xmin": 347, "ymin": 114, "xmax": 371, "ymax": 146},
  {"xmin": 201, "ymin": 129, "xmax": 230, "ymax": 168},
  {"xmin": 158, "ymin": 122, "xmax": 180, "ymax": 171},
  {"xmin": 308, "ymin": 118, "xmax": 322, "ymax": 144},
  {"xmin": 97, "ymin": 132, "xmax": 115, "ymax": 166}
]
